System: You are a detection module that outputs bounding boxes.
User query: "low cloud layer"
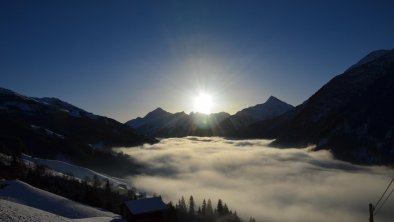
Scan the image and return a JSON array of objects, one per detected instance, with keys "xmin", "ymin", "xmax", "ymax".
[{"xmin": 115, "ymin": 137, "xmax": 394, "ymax": 222}]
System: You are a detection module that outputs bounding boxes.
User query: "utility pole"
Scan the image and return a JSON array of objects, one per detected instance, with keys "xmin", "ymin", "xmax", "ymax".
[{"xmin": 369, "ymin": 203, "xmax": 374, "ymax": 222}]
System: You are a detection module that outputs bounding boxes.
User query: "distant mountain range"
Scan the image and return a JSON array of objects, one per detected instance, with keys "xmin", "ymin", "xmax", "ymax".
[
  {"xmin": 126, "ymin": 49, "xmax": 394, "ymax": 164},
  {"xmin": 126, "ymin": 96, "xmax": 293, "ymax": 137},
  {"xmin": 126, "ymin": 108, "xmax": 231, "ymax": 137}
]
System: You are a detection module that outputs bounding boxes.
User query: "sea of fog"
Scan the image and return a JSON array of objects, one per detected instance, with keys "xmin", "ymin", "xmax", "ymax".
[{"xmin": 114, "ymin": 137, "xmax": 394, "ymax": 222}]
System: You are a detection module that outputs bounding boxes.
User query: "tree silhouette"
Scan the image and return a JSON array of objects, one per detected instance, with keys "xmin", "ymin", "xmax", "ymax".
[
  {"xmin": 201, "ymin": 199, "xmax": 207, "ymax": 215},
  {"xmin": 189, "ymin": 195, "xmax": 195, "ymax": 215},
  {"xmin": 216, "ymin": 199, "xmax": 224, "ymax": 215},
  {"xmin": 104, "ymin": 179, "xmax": 111, "ymax": 194},
  {"xmin": 206, "ymin": 199, "xmax": 213, "ymax": 215},
  {"xmin": 223, "ymin": 203, "xmax": 229, "ymax": 214}
]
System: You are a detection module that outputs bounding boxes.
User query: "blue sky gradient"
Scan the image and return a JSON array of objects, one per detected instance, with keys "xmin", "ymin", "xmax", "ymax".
[{"xmin": 1, "ymin": 0, "xmax": 394, "ymax": 121}]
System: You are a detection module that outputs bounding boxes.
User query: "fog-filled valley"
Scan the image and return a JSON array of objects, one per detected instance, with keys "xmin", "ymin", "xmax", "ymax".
[
  {"xmin": 2, "ymin": 1, "xmax": 394, "ymax": 221},
  {"xmin": 115, "ymin": 137, "xmax": 394, "ymax": 222}
]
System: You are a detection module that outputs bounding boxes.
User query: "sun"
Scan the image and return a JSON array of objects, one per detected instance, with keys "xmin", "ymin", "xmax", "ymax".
[{"xmin": 193, "ymin": 93, "xmax": 213, "ymax": 114}]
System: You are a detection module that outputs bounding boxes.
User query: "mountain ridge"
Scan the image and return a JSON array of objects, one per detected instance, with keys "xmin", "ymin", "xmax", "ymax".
[
  {"xmin": 0, "ymin": 87, "xmax": 157, "ymax": 176},
  {"xmin": 125, "ymin": 96, "xmax": 294, "ymax": 137}
]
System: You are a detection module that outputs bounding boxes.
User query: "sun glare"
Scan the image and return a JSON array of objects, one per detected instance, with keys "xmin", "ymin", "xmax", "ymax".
[{"xmin": 193, "ymin": 93, "xmax": 213, "ymax": 114}]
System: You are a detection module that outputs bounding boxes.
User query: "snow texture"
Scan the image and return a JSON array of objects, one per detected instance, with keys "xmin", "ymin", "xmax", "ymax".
[
  {"xmin": 21, "ymin": 154, "xmax": 131, "ymax": 189},
  {"xmin": 31, "ymin": 125, "xmax": 65, "ymax": 139},
  {"xmin": 0, "ymin": 180, "xmax": 117, "ymax": 219},
  {"xmin": 0, "ymin": 199, "xmax": 123, "ymax": 222},
  {"xmin": 0, "ymin": 199, "xmax": 68, "ymax": 222},
  {"xmin": 3, "ymin": 102, "xmax": 35, "ymax": 112}
]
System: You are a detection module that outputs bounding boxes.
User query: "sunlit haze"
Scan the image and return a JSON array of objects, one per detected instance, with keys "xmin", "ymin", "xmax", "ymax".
[{"xmin": 193, "ymin": 93, "xmax": 214, "ymax": 114}]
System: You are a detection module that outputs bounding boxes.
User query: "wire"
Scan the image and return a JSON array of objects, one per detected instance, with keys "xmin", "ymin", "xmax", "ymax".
[
  {"xmin": 374, "ymin": 177, "xmax": 394, "ymax": 208},
  {"xmin": 374, "ymin": 188, "xmax": 394, "ymax": 216}
]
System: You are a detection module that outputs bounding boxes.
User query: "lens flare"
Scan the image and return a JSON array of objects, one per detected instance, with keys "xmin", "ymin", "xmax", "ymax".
[{"xmin": 194, "ymin": 93, "xmax": 213, "ymax": 114}]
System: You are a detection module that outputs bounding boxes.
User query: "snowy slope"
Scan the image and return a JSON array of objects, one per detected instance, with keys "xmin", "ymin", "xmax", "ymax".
[
  {"xmin": 0, "ymin": 180, "xmax": 118, "ymax": 219},
  {"xmin": 0, "ymin": 199, "xmax": 122, "ymax": 222},
  {"xmin": 0, "ymin": 199, "xmax": 68, "ymax": 222},
  {"xmin": 37, "ymin": 97, "xmax": 98, "ymax": 120},
  {"xmin": 22, "ymin": 154, "xmax": 132, "ymax": 189}
]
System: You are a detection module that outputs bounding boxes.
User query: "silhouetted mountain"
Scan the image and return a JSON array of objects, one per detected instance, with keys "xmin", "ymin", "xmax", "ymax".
[
  {"xmin": 217, "ymin": 96, "xmax": 294, "ymax": 135},
  {"xmin": 0, "ymin": 87, "xmax": 157, "ymax": 175},
  {"xmin": 126, "ymin": 108, "xmax": 172, "ymax": 128},
  {"xmin": 126, "ymin": 109, "xmax": 231, "ymax": 137},
  {"xmin": 240, "ymin": 49, "xmax": 394, "ymax": 164},
  {"xmin": 125, "ymin": 97, "xmax": 293, "ymax": 137}
]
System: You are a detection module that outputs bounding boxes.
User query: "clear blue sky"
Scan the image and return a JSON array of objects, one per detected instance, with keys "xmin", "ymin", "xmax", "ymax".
[{"xmin": 1, "ymin": 0, "xmax": 394, "ymax": 122}]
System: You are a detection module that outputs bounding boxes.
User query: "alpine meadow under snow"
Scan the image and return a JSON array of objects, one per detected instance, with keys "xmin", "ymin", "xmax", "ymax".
[{"xmin": 115, "ymin": 137, "xmax": 394, "ymax": 222}]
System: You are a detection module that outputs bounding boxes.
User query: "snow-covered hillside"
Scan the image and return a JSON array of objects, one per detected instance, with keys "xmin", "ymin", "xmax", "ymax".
[
  {"xmin": 0, "ymin": 180, "xmax": 123, "ymax": 221},
  {"xmin": 0, "ymin": 199, "xmax": 68, "ymax": 222},
  {"xmin": 22, "ymin": 154, "xmax": 131, "ymax": 190}
]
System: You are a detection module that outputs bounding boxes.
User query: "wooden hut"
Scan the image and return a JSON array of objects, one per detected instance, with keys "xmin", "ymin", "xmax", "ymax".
[{"xmin": 122, "ymin": 197, "xmax": 169, "ymax": 222}]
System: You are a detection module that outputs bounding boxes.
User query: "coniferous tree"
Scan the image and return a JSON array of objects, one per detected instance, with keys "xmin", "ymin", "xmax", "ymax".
[
  {"xmin": 189, "ymin": 195, "xmax": 195, "ymax": 215},
  {"xmin": 216, "ymin": 199, "xmax": 224, "ymax": 215},
  {"xmin": 105, "ymin": 179, "xmax": 111, "ymax": 194},
  {"xmin": 201, "ymin": 199, "xmax": 207, "ymax": 215},
  {"xmin": 180, "ymin": 196, "xmax": 187, "ymax": 211},
  {"xmin": 223, "ymin": 203, "xmax": 229, "ymax": 214},
  {"xmin": 206, "ymin": 199, "xmax": 213, "ymax": 215},
  {"xmin": 197, "ymin": 206, "xmax": 202, "ymax": 215},
  {"xmin": 177, "ymin": 196, "xmax": 187, "ymax": 213}
]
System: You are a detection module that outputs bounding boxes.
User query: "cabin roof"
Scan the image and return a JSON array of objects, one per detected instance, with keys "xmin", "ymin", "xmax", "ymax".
[{"xmin": 124, "ymin": 197, "xmax": 168, "ymax": 215}]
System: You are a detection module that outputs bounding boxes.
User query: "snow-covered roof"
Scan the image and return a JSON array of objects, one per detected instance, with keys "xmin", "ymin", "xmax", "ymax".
[{"xmin": 124, "ymin": 197, "xmax": 168, "ymax": 215}]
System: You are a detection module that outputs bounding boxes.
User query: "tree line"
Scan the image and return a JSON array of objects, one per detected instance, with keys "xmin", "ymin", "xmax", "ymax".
[{"xmin": 168, "ymin": 195, "xmax": 256, "ymax": 222}]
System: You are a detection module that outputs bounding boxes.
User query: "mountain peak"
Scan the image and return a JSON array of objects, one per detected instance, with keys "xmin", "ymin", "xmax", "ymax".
[
  {"xmin": 265, "ymin": 96, "xmax": 294, "ymax": 107},
  {"xmin": 266, "ymin": 96, "xmax": 280, "ymax": 103},
  {"xmin": 153, "ymin": 107, "xmax": 165, "ymax": 112},
  {"xmin": 145, "ymin": 107, "xmax": 170, "ymax": 117}
]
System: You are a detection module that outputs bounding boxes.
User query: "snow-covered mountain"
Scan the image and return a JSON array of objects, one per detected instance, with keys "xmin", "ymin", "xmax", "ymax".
[
  {"xmin": 240, "ymin": 48, "xmax": 394, "ymax": 164},
  {"xmin": 126, "ymin": 109, "xmax": 231, "ymax": 137},
  {"xmin": 125, "ymin": 97, "xmax": 293, "ymax": 137},
  {"xmin": 0, "ymin": 180, "xmax": 121, "ymax": 221},
  {"xmin": 0, "ymin": 87, "xmax": 155, "ymax": 147},
  {"xmin": 126, "ymin": 108, "xmax": 172, "ymax": 129},
  {"xmin": 0, "ymin": 87, "xmax": 156, "ymax": 176},
  {"xmin": 220, "ymin": 96, "xmax": 294, "ymax": 131}
]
